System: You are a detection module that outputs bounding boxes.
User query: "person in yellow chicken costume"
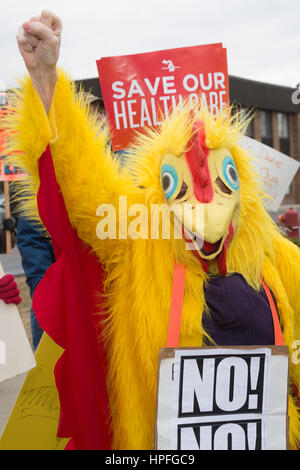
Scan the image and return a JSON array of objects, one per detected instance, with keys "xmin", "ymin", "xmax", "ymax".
[{"xmin": 5, "ymin": 11, "xmax": 300, "ymax": 450}]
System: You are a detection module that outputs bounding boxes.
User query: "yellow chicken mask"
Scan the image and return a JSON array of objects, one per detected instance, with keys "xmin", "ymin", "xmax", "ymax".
[{"xmin": 160, "ymin": 120, "xmax": 240, "ymax": 274}]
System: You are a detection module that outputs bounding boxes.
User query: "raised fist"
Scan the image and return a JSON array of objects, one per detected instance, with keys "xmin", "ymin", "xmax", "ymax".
[
  {"xmin": 16, "ymin": 11, "xmax": 62, "ymax": 112},
  {"xmin": 17, "ymin": 10, "xmax": 62, "ymax": 74}
]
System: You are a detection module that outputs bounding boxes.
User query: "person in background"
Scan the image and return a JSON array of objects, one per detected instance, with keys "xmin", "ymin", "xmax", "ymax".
[
  {"xmin": 16, "ymin": 215, "xmax": 55, "ymax": 351},
  {"xmin": 0, "ymin": 215, "xmax": 17, "ymax": 254},
  {"xmin": 0, "ymin": 203, "xmax": 22, "ymax": 306}
]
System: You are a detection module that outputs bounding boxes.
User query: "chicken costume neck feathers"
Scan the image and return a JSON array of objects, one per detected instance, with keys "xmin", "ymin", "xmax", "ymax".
[{"xmin": 3, "ymin": 70, "xmax": 300, "ymax": 449}]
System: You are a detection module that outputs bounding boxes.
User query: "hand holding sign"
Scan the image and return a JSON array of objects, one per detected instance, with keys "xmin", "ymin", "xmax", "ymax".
[
  {"xmin": 17, "ymin": 11, "xmax": 62, "ymax": 113},
  {"xmin": 0, "ymin": 275, "xmax": 22, "ymax": 305}
]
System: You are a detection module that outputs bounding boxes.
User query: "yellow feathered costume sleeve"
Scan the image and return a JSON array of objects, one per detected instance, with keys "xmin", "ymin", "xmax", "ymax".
[
  {"xmin": 5, "ymin": 70, "xmax": 137, "ymax": 262},
  {"xmin": 272, "ymin": 232, "xmax": 300, "ymax": 353}
]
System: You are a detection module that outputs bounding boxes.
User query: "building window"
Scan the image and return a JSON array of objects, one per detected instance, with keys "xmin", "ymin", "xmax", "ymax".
[
  {"xmin": 278, "ymin": 112, "xmax": 290, "ymax": 155},
  {"xmin": 278, "ymin": 112, "xmax": 289, "ymax": 138},
  {"xmin": 260, "ymin": 110, "xmax": 273, "ymax": 147},
  {"xmin": 260, "ymin": 110, "xmax": 272, "ymax": 137}
]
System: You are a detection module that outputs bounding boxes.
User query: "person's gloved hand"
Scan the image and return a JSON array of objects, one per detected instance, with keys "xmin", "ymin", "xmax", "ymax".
[
  {"xmin": 3, "ymin": 216, "xmax": 16, "ymax": 232},
  {"xmin": 0, "ymin": 274, "xmax": 22, "ymax": 305}
]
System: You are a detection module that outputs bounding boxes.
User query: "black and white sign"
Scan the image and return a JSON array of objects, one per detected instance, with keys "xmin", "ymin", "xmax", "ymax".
[
  {"xmin": 239, "ymin": 136, "xmax": 300, "ymax": 211},
  {"xmin": 178, "ymin": 419, "xmax": 262, "ymax": 450},
  {"xmin": 155, "ymin": 347, "xmax": 289, "ymax": 450},
  {"xmin": 178, "ymin": 353, "xmax": 265, "ymax": 417}
]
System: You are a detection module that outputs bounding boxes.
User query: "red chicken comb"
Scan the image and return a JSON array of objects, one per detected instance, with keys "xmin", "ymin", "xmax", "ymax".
[{"xmin": 185, "ymin": 119, "xmax": 213, "ymax": 203}]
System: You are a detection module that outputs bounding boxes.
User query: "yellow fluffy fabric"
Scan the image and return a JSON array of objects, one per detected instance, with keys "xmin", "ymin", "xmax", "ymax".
[{"xmin": 3, "ymin": 70, "xmax": 300, "ymax": 449}]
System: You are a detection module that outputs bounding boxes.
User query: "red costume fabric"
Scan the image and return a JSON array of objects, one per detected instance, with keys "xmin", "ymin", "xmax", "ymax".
[{"xmin": 32, "ymin": 145, "xmax": 111, "ymax": 450}]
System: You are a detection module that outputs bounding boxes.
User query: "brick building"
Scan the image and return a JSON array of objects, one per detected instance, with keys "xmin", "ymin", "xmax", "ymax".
[
  {"xmin": 229, "ymin": 76, "xmax": 300, "ymax": 205},
  {"xmin": 78, "ymin": 75, "xmax": 300, "ymax": 205}
]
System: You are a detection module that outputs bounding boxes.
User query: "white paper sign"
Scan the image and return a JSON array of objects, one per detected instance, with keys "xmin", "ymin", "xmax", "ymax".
[
  {"xmin": 155, "ymin": 346, "xmax": 289, "ymax": 450},
  {"xmin": 239, "ymin": 136, "xmax": 300, "ymax": 212},
  {"xmin": 0, "ymin": 263, "xmax": 36, "ymax": 383}
]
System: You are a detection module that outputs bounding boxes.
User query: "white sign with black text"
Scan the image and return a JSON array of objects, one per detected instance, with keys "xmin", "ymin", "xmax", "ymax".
[
  {"xmin": 155, "ymin": 346, "xmax": 289, "ymax": 450},
  {"xmin": 239, "ymin": 136, "xmax": 300, "ymax": 212}
]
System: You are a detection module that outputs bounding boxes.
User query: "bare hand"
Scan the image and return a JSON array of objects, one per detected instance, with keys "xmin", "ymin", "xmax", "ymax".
[{"xmin": 17, "ymin": 11, "xmax": 63, "ymax": 112}]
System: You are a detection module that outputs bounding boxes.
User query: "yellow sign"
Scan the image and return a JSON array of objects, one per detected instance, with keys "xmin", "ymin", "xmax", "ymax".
[{"xmin": 0, "ymin": 333, "xmax": 69, "ymax": 450}]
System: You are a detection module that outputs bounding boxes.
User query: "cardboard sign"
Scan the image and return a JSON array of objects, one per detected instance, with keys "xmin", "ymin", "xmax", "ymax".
[
  {"xmin": 0, "ymin": 333, "xmax": 69, "ymax": 450},
  {"xmin": 0, "ymin": 262, "xmax": 35, "ymax": 384},
  {"xmin": 155, "ymin": 346, "xmax": 289, "ymax": 450},
  {"xmin": 0, "ymin": 259, "xmax": 36, "ymax": 439},
  {"xmin": 240, "ymin": 136, "xmax": 300, "ymax": 211},
  {"xmin": 97, "ymin": 43, "xmax": 229, "ymax": 150}
]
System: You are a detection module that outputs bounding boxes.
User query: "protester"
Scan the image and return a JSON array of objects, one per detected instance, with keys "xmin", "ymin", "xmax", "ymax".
[
  {"xmin": 0, "ymin": 195, "xmax": 21, "ymax": 306},
  {"xmin": 5, "ymin": 10, "xmax": 300, "ymax": 450},
  {"xmin": 0, "ymin": 215, "xmax": 17, "ymax": 254},
  {"xmin": 16, "ymin": 215, "xmax": 55, "ymax": 350}
]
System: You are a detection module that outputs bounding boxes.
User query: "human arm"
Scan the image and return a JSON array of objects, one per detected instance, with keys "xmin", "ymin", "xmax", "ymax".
[
  {"xmin": 16, "ymin": 10, "xmax": 60, "ymax": 114},
  {"xmin": 6, "ymin": 11, "xmax": 134, "ymax": 254}
]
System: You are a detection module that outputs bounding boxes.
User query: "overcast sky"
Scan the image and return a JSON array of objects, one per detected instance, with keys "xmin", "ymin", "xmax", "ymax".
[{"xmin": 1, "ymin": 0, "xmax": 299, "ymax": 90}]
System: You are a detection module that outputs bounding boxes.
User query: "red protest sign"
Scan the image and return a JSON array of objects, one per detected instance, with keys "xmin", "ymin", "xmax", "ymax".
[
  {"xmin": 97, "ymin": 43, "xmax": 229, "ymax": 151},
  {"xmin": 0, "ymin": 106, "xmax": 27, "ymax": 182}
]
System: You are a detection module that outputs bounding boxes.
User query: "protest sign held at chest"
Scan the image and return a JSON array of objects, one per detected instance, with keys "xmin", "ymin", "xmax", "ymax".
[
  {"xmin": 179, "ymin": 353, "xmax": 265, "ymax": 417},
  {"xmin": 155, "ymin": 346, "xmax": 289, "ymax": 450},
  {"xmin": 178, "ymin": 418, "xmax": 262, "ymax": 450}
]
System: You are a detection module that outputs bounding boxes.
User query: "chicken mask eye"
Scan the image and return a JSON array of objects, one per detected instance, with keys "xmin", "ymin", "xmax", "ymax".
[
  {"xmin": 161, "ymin": 164, "xmax": 178, "ymax": 200},
  {"xmin": 222, "ymin": 156, "xmax": 239, "ymax": 191}
]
